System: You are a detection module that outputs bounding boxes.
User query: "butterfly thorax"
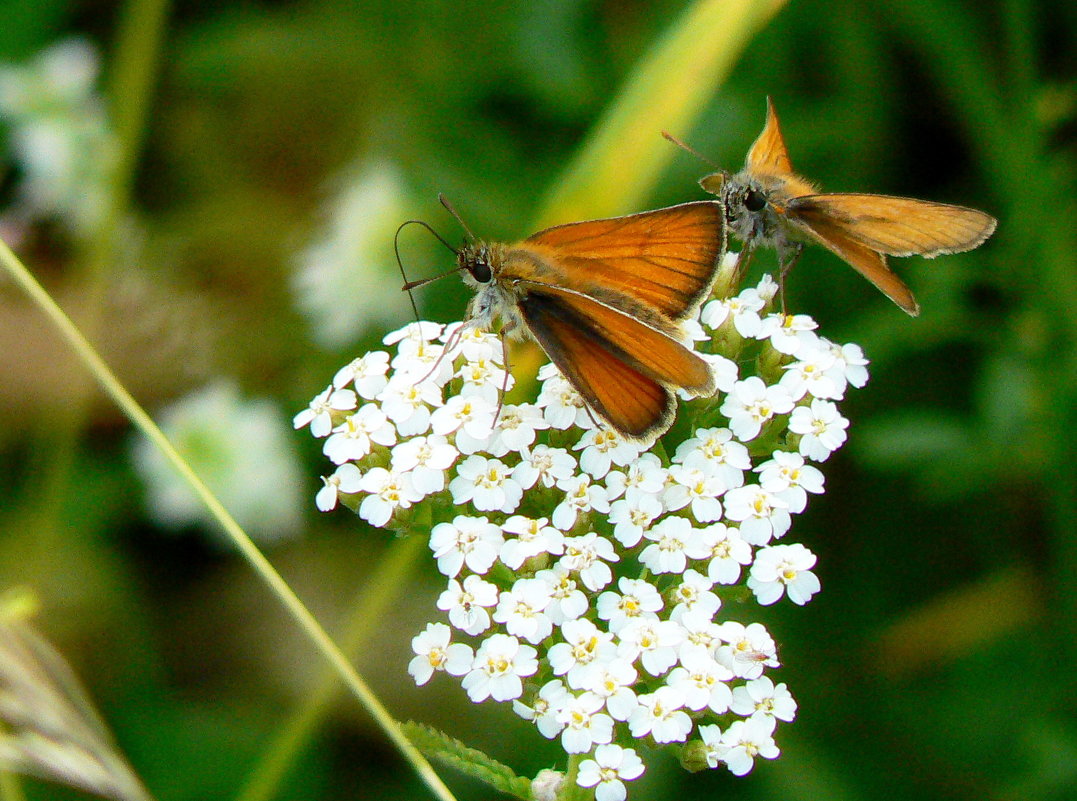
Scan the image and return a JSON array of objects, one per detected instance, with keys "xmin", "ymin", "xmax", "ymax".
[
  {"xmin": 458, "ymin": 241, "xmax": 525, "ymax": 336},
  {"xmin": 719, "ymin": 170, "xmax": 815, "ymax": 256}
]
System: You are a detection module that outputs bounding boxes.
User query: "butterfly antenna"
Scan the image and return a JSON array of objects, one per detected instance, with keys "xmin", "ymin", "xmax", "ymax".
[
  {"xmin": 395, "ymin": 220, "xmax": 463, "ymax": 316},
  {"xmin": 661, "ymin": 130, "xmax": 720, "ymax": 170},
  {"xmin": 438, "ymin": 193, "xmax": 478, "ymax": 241}
]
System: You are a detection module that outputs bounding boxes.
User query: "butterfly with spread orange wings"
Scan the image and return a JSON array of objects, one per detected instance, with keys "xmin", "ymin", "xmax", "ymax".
[
  {"xmin": 698, "ymin": 98, "xmax": 997, "ymax": 315},
  {"xmin": 449, "ymin": 201, "xmax": 726, "ymax": 440}
]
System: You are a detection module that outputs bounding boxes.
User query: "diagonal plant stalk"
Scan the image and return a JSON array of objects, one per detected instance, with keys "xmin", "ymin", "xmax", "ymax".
[
  {"xmin": 233, "ymin": 534, "xmax": 428, "ymax": 801},
  {"xmin": 0, "ymin": 240, "xmax": 459, "ymax": 801}
]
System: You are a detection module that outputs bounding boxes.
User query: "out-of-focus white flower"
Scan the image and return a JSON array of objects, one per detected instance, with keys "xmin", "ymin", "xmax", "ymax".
[
  {"xmin": 0, "ymin": 38, "xmax": 117, "ymax": 238},
  {"xmin": 134, "ymin": 381, "xmax": 303, "ymax": 543},
  {"xmin": 292, "ymin": 161, "xmax": 418, "ymax": 347}
]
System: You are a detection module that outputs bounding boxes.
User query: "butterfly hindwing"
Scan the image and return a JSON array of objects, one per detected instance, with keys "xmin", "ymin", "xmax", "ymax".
[{"xmin": 517, "ymin": 289, "xmax": 682, "ymax": 439}]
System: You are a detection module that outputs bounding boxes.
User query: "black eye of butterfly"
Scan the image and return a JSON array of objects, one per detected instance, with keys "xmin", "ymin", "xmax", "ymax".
[
  {"xmin": 470, "ymin": 260, "xmax": 492, "ymax": 283},
  {"xmin": 743, "ymin": 187, "xmax": 767, "ymax": 212}
]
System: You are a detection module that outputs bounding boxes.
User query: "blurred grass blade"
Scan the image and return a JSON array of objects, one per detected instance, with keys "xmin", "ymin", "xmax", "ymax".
[
  {"xmin": 534, "ymin": 0, "xmax": 788, "ymax": 227},
  {"xmin": 0, "ymin": 616, "xmax": 154, "ymax": 801},
  {"xmin": 0, "ymin": 240, "xmax": 459, "ymax": 801}
]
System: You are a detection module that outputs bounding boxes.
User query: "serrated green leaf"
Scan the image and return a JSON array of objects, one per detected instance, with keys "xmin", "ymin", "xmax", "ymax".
[{"xmin": 402, "ymin": 721, "xmax": 533, "ymax": 800}]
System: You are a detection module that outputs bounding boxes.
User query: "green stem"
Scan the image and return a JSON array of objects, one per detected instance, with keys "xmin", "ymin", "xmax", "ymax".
[
  {"xmin": 234, "ymin": 534, "xmax": 428, "ymax": 801},
  {"xmin": 0, "ymin": 241, "xmax": 457, "ymax": 801}
]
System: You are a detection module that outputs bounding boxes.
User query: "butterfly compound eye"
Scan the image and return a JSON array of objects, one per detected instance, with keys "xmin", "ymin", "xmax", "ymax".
[
  {"xmin": 469, "ymin": 259, "xmax": 492, "ymax": 284},
  {"xmin": 743, "ymin": 187, "xmax": 768, "ymax": 212}
]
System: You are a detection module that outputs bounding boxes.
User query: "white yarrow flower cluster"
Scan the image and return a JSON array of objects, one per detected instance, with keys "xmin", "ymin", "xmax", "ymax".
[{"xmin": 296, "ymin": 271, "xmax": 868, "ymax": 796}]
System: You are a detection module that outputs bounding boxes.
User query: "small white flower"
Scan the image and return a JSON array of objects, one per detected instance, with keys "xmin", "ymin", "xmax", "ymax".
[
  {"xmin": 700, "ymin": 287, "xmax": 765, "ymax": 337},
  {"xmin": 628, "ymin": 686, "xmax": 692, "ymax": 743},
  {"xmin": 713, "ymin": 712, "xmax": 780, "ymax": 775},
  {"xmin": 676, "ymin": 609, "xmax": 724, "ymax": 658},
  {"xmin": 664, "ymin": 464, "xmax": 725, "ymax": 522},
  {"xmin": 607, "ymin": 489, "xmax": 663, "ymax": 548},
  {"xmin": 674, "ymin": 427, "xmax": 750, "ymax": 490},
  {"xmin": 715, "ymin": 622, "xmax": 779, "ymax": 679},
  {"xmin": 789, "ymin": 398, "xmax": 849, "ymax": 461},
  {"xmin": 557, "ymin": 691, "xmax": 614, "ymax": 754},
  {"xmin": 617, "ymin": 618, "xmax": 684, "ymax": 677},
  {"xmin": 552, "ymin": 475, "xmax": 610, "ymax": 531},
  {"xmin": 456, "ymin": 357, "xmax": 512, "ymax": 404},
  {"xmin": 437, "ymin": 574, "xmax": 499, "ymax": 635},
  {"xmin": 639, "ymin": 516, "xmax": 697, "ymax": 575},
  {"xmin": 779, "ymin": 341, "xmax": 839, "ymax": 401},
  {"xmin": 731, "ymin": 676, "xmax": 797, "ymax": 722},
  {"xmin": 720, "ymin": 377, "xmax": 795, "ymax": 442},
  {"xmin": 666, "ymin": 646, "xmax": 734, "ymax": 713},
  {"xmin": 756, "ymin": 451, "xmax": 824, "ymax": 514},
  {"xmin": 500, "ymin": 516, "xmax": 565, "ymax": 569},
  {"xmin": 443, "ymin": 323, "xmax": 503, "ymax": 363},
  {"xmin": 604, "ymin": 452, "xmax": 667, "ymax": 500},
  {"xmin": 322, "ymin": 403, "xmax": 396, "ymax": 464},
  {"xmin": 722, "ymin": 484, "xmax": 791, "ymax": 545},
  {"xmin": 535, "ymin": 564, "xmax": 589, "ymax": 624},
  {"xmin": 826, "ymin": 340, "xmax": 870, "ymax": 394},
  {"xmin": 378, "ymin": 375, "xmax": 442, "ymax": 436},
  {"xmin": 748, "ymin": 543, "xmax": 820, "ymax": 606},
  {"xmin": 390, "ymin": 434, "xmax": 458, "ymax": 496},
  {"xmin": 669, "ymin": 568, "xmax": 721, "ymax": 622},
  {"xmin": 429, "ymin": 394, "xmax": 497, "ymax": 445},
  {"xmin": 333, "ymin": 351, "xmax": 390, "ymax": 397},
  {"xmin": 408, "ymin": 622, "xmax": 474, "ymax": 685},
  {"xmin": 315, "ymin": 463, "xmax": 363, "ymax": 512},
  {"xmin": 493, "ymin": 577, "xmax": 554, "ymax": 644},
  {"xmin": 462, "ymin": 633, "xmax": 538, "ymax": 702},
  {"xmin": 384, "ymin": 320, "xmax": 444, "ymax": 350},
  {"xmin": 574, "ymin": 429, "xmax": 642, "ymax": 480},
  {"xmin": 449, "ymin": 455, "xmax": 523, "ymax": 513},
  {"xmin": 536, "ymin": 368, "xmax": 591, "ymax": 430},
  {"xmin": 596, "ymin": 577, "xmax": 663, "ymax": 634},
  {"xmin": 514, "ymin": 679, "xmax": 570, "ymax": 739},
  {"xmin": 559, "ymin": 532, "xmax": 618, "ymax": 592},
  {"xmin": 293, "ymin": 385, "xmax": 357, "ymax": 437},
  {"xmin": 512, "ymin": 444, "xmax": 576, "ymax": 490},
  {"xmin": 757, "ymin": 312, "xmax": 818, "ymax": 356},
  {"xmin": 486, "ymin": 403, "xmax": 548, "ymax": 457},
  {"xmin": 576, "ymin": 744, "xmax": 645, "ymax": 801},
  {"xmin": 357, "ymin": 467, "xmax": 420, "ymax": 527},
  {"xmin": 548, "ymin": 618, "xmax": 617, "ymax": 688},
  {"xmin": 580, "ymin": 657, "xmax": 639, "ymax": 721},
  {"xmin": 694, "ymin": 523, "xmax": 754, "ymax": 585},
  {"xmin": 429, "ymin": 515, "xmax": 504, "ymax": 577}
]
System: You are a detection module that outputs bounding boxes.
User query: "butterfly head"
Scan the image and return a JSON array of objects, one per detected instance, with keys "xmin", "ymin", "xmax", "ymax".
[
  {"xmin": 701, "ymin": 171, "xmax": 774, "ymax": 246},
  {"xmin": 457, "ymin": 241, "xmax": 504, "ymax": 288}
]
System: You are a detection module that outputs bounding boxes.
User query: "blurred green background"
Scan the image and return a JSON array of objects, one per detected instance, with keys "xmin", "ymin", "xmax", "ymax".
[{"xmin": 1, "ymin": 0, "xmax": 1075, "ymax": 799}]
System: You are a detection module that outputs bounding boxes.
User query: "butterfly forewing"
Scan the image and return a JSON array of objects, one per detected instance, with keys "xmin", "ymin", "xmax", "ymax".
[
  {"xmin": 787, "ymin": 194, "xmax": 998, "ymax": 257},
  {"xmin": 745, "ymin": 97, "xmax": 794, "ymax": 176},
  {"xmin": 786, "ymin": 212, "xmax": 920, "ymax": 315},
  {"xmin": 519, "ymin": 291, "xmax": 675, "ymax": 438},
  {"xmin": 518, "ymin": 201, "xmax": 725, "ymax": 322}
]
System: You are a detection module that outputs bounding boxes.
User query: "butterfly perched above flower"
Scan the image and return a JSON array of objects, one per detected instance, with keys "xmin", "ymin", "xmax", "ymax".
[
  {"xmin": 438, "ymin": 200, "xmax": 727, "ymax": 440},
  {"xmin": 691, "ymin": 98, "xmax": 997, "ymax": 315}
]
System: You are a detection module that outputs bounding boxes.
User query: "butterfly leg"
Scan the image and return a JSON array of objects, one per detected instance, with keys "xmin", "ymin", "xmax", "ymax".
[
  {"xmin": 776, "ymin": 242, "xmax": 804, "ymax": 315},
  {"xmin": 733, "ymin": 242, "xmax": 756, "ymax": 288}
]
